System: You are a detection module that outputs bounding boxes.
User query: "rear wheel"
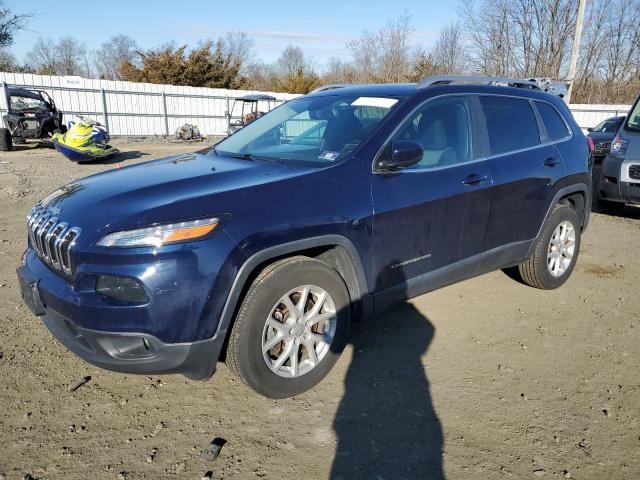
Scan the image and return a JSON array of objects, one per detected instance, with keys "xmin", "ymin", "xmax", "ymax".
[
  {"xmin": 226, "ymin": 256, "xmax": 350, "ymax": 398},
  {"xmin": 0, "ymin": 128, "xmax": 12, "ymax": 151},
  {"xmin": 511, "ymin": 204, "xmax": 581, "ymax": 289}
]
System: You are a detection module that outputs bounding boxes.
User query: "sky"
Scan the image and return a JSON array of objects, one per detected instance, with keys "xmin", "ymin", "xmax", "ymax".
[{"xmin": 5, "ymin": 0, "xmax": 460, "ymax": 65}]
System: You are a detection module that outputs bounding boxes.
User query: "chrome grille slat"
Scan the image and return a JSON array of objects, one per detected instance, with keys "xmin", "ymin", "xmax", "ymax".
[
  {"xmin": 49, "ymin": 223, "xmax": 67, "ymax": 268},
  {"xmin": 26, "ymin": 204, "xmax": 80, "ymax": 276},
  {"xmin": 40, "ymin": 217, "xmax": 58, "ymax": 261},
  {"xmin": 34, "ymin": 213, "xmax": 52, "ymax": 254}
]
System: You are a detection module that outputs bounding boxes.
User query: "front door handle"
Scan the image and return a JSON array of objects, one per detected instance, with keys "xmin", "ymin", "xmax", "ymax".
[
  {"xmin": 462, "ymin": 173, "xmax": 488, "ymax": 186},
  {"xmin": 543, "ymin": 157, "xmax": 561, "ymax": 167}
]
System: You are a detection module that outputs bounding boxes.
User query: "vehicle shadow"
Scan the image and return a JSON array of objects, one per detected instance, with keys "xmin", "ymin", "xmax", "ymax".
[
  {"xmin": 90, "ymin": 151, "xmax": 149, "ymax": 165},
  {"xmin": 330, "ymin": 267, "xmax": 444, "ymax": 480},
  {"xmin": 592, "ymin": 202, "xmax": 640, "ymax": 220}
]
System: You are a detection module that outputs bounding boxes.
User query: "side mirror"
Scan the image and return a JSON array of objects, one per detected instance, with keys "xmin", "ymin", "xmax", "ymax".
[
  {"xmin": 587, "ymin": 127, "xmax": 594, "ymax": 132},
  {"xmin": 375, "ymin": 140, "xmax": 423, "ymax": 171}
]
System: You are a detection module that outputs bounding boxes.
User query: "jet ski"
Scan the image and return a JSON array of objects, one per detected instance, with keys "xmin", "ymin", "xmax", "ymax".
[{"xmin": 52, "ymin": 117, "xmax": 118, "ymax": 162}]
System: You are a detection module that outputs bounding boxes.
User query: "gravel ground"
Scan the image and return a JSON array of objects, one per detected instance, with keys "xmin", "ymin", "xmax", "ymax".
[{"xmin": 0, "ymin": 141, "xmax": 639, "ymax": 480}]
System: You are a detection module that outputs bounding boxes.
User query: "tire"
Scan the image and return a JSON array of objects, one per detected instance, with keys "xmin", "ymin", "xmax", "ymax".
[
  {"xmin": 514, "ymin": 204, "xmax": 581, "ymax": 290},
  {"xmin": 0, "ymin": 128, "xmax": 12, "ymax": 152},
  {"xmin": 226, "ymin": 256, "xmax": 350, "ymax": 398}
]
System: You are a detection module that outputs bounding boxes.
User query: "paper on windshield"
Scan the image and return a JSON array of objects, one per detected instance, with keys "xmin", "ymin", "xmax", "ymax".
[{"xmin": 351, "ymin": 97, "xmax": 398, "ymax": 108}]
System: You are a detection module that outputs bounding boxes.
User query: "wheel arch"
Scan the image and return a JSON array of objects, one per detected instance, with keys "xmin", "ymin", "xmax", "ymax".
[
  {"xmin": 543, "ymin": 183, "xmax": 590, "ymax": 232},
  {"xmin": 215, "ymin": 235, "xmax": 370, "ymax": 360}
]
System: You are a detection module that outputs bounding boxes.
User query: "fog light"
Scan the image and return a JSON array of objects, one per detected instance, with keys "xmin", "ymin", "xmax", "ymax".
[{"xmin": 96, "ymin": 275, "xmax": 148, "ymax": 303}]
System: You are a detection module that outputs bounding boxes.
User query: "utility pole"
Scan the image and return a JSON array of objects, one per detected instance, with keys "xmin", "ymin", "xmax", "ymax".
[{"xmin": 565, "ymin": 0, "xmax": 587, "ymax": 104}]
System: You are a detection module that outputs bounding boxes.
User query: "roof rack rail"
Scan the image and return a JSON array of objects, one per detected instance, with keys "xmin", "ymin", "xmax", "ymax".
[
  {"xmin": 308, "ymin": 84, "xmax": 352, "ymax": 94},
  {"xmin": 418, "ymin": 75, "xmax": 540, "ymax": 90}
]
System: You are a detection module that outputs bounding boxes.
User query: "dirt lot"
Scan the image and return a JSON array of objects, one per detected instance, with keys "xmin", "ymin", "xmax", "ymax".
[{"xmin": 0, "ymin": 141, "xmax": 639, "ymax": 480}]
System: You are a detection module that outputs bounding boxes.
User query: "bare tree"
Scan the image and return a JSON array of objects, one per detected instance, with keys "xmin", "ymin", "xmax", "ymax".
[
  {"xmin": 25, "ymin": 38, "xmax": 57, "ymax": 74},
  {"xmin": 460, "ymin": 0, "xmax": 577, "ymax": 78},
  {"xmin": 244, "ymin": 61, "xmax": 279, "ymax": 91},
  {"xmin": 25, "ymin": 36, "xmax": 92, "ymax": 77},
  {"xmin": 95, "ymin": 34, "xmax": 138, "ymax": 80},
  {"xmin": 276, "ymin": 45, "xmax": 308, "ymax": 77},
  {"xmin": 431, "ymin": 22, "xmax": 467, "ymax": 74},
  {"xmin": 274, "ymin": 45, "xmax": 318, "ymax": 93},
  {"xmin": 0, "ymin": 1, "xmax": 30, "ymax": 48},
  {"xmin": 407, "ymin": 49, "xmax": 440, "ymax": 82},
  {"xmin": 347, "ymin": 11, "xmax": 414, "ymax": 83},
  {"xmin": 0, "ymin": 47, "xmax": 17, "ymax": 70},
  {"xmin": 220, "ymin": 31, "xmax": 254, "ymax": 74},
  {"xmin": 57, "ymin": 36, "xmax": 90, "ymax": 76},
  {"xmin": 322, "ymin": 57, "xmax": 357, "ymax": 84}
]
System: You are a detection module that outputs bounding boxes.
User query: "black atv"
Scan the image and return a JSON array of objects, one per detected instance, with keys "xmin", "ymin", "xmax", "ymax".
[{"xmin": 1, "ymin": 83, "xmax": 67, "ymax": 151}]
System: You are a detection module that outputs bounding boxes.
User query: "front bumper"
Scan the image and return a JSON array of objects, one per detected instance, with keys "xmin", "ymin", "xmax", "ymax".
[
  {"xmin": 15, "ymin": 225, "xmax": 244, "ymax": 378},
  {"xmin": 17, "ymin": 262, "xmax": 223, "ymax": 379},
  {"xmin": 598, "ymin": 155, "xmax": 640, "ymax": 205},
  {"xmin": 43, "ymin": 307, "xmax": 222, "ymax": 379}
]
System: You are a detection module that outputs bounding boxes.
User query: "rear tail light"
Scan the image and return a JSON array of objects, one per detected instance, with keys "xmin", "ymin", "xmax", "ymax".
[
  {"xmin": 587, "ymin": 136, "xmax": 595, "ymax": 153},
  {"xmin": 610, "ymin": 135, "xmax": 628, "ymax": 157}
]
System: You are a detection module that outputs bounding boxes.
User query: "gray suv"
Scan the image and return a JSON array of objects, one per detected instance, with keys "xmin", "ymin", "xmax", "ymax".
[{"xmin": 599, "ymin": 93, "xmax": 640, "ymax": 211}]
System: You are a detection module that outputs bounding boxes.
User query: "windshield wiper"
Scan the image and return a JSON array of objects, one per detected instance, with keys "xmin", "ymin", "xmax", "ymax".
[
  {"xmin": 228, "ymin": 153, "xmax": 253, "ymax": 160},
  {"xmin": 227, "ymin": 153, "xmax": 283, "ymax": 164}
]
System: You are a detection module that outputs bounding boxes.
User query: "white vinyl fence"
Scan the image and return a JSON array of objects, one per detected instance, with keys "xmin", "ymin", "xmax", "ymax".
[
  {"xmin": 0, "ymin": 72, "xmax": 299, "ymax": 137},
  {"xmin": 569, "ymin": 104, "xmax": 631, "ymax": 131},
  {"xmin": 0, "ymin": 72, "xmax": 631, "ymax": 136}
]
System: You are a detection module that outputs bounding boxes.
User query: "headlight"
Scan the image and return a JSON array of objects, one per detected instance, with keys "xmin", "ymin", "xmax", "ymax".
[{"xmin": 98, "ymin": 217, "xmax": 219, "ymax": 248}]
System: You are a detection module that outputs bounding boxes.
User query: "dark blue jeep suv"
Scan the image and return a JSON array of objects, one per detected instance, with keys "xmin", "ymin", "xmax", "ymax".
[{"xmin": 17, "ymin": 76, "xmax": 591, "ymax": 398}]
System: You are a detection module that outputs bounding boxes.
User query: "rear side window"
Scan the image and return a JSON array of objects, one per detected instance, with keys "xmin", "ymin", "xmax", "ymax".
[
  {"xmin": 535, "ymin": 101, "xmax": 570, "ymax": 141},
  {"xmin": 480, "ymin": 96, "xmax": 540, "ymax": 155}
]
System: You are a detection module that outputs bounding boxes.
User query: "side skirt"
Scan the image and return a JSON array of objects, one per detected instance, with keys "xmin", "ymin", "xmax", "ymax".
[{"xmin": 372, "ymin": 239, "xmax": 533, "ymax": 313}]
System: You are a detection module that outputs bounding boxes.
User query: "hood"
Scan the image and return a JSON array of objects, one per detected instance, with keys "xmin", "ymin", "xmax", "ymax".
[{"xmin": 39, "ymin": 152, "xmax": 315, "ymax": 242}]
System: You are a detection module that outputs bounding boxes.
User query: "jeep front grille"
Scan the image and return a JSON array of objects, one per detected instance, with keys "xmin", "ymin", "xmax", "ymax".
[
  {"xmin": 27, "ymin": 205, "xmax": 81, "ymax": 275},
  {"xmin": 629, "ymin": 165, "xmax": 640, "ymax": 181}
]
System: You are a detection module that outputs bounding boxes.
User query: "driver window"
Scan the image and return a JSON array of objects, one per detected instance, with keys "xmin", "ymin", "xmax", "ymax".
[{"xmin": 394, "ymin": 96, "xmax": 474, "ymax": 169}]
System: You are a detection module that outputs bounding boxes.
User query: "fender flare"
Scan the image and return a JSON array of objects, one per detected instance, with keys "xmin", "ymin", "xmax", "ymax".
[
  {"xmin": 528, "ymin": 183, "xmax": 590, "ymax": 257},
  {"xmin": 213, "ymin": 234, "xmax": 369, "ymax": 342}
]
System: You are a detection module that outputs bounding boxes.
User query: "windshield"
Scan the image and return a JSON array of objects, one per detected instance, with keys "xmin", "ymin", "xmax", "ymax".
[
  {"xmin": 10, "ymin": 95, "xmax": 47, "ymax": 112},
  {"xmin": 593, "ymin": 118, "xmax": 619, "ymax": 132},
  {"xmin": 215, "ymin": 94, "xmax": 401, "ymax": 166},
  {"xmin": 625, "ymin": 97, "xmax": 640, "ymax": 131}
]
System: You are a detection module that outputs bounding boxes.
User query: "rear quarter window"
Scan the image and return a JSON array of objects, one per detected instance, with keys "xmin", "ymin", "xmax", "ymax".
[
  {"xmin": 479, "ymin": 96, "xmax": 541, "ymax": 155},
  {"xmin": 534, "ymin": 101, "xmax": 570, "ymax": 141}
]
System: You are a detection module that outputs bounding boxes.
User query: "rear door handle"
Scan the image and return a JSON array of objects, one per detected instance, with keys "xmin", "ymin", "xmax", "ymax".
[
  {"xmin": 462, "ymin": 173, "xmax": 488, "ymax": 186},
  {"xmin": 543, "ymin": 157, "xmax": 561, "ymax": 167}
]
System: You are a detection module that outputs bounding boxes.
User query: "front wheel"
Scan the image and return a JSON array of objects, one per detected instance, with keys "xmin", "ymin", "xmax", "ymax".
[
  {"xmin": 226, "ymin": 256, "xmax": 350, "ymax": 398},
  {"xmin": 513, "ymin": 204, "xmax": 581, "ymax": 289},
  {"xmin": 0, "ymin": 128, "xmax": 12, "ymax": 151}
]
